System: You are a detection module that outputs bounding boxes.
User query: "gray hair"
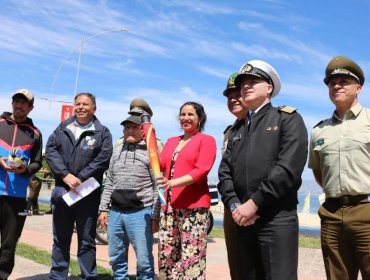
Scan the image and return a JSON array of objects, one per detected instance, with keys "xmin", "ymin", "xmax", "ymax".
[{"xmin": 74, "ymin": 92, "xmax": 96, "ymax": 107}]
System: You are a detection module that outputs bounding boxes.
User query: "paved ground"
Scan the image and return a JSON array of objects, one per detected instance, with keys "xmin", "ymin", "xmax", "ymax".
[{"xmin": 9, "ymin": 185, "xmax": 327, "ymax": 280}]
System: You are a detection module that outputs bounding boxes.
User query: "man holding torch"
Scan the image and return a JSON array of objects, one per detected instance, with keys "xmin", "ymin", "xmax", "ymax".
[{"xmin": 98, "ymin": 114, "xmax": 160, "ymax": 279}]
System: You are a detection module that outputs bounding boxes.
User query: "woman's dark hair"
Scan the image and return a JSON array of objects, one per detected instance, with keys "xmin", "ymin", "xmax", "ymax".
[{"xmin": 179, "ymin": 101, "xmax": 207, "ymax": 132}]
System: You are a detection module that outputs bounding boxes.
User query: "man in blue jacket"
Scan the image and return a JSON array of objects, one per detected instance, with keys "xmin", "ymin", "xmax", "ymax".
[
  {"xmin": 0, "ymin": 89, "xmax": 42, "ymax": 280},
  {"xmin": 46, "ymin": 92, "xmax": 112, "ymax": 280}
]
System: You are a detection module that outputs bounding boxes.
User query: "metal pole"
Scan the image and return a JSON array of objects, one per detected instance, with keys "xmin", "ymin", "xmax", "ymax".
[
  {"xmin": 74, "ymin": 38, "xmax": 84, "ymax": 95},
  {"xmin": 50, "ymin": 44, "xmax": 80, "ymax": 109},
  {"xmin": 50, "ymin": 28, "xmax": 128, "ymax": 105},
  {"xmin": 73, "ymin": 28, "xmax": 128, "ymax": 96}
]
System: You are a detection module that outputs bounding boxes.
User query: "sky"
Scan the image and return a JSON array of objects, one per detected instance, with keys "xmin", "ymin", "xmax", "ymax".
[{"xmin": 1, "ymin": 0, "xmax": 370, "ymax": 183}]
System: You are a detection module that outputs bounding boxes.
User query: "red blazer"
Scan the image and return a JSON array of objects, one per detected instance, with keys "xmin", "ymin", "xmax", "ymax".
[{"xmin": 160, "ymin": 132, "xmax": 216, "ymax": 210}]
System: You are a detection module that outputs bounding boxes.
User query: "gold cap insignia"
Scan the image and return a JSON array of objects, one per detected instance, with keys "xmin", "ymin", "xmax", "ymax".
[{"xmin": 240, "ymin": 63, "xmax": 253, "ymax": 74}]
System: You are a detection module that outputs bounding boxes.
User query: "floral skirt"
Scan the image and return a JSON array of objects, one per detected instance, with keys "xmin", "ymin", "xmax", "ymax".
[{"xmin": 158, "ymin": 207, "xmax": 209, "ymax": 280}]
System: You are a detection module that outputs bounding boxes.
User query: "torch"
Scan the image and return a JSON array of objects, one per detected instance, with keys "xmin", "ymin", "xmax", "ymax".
[{"xmin": 141, "ymin": 113, "xmax": 166, "ymax": 205}]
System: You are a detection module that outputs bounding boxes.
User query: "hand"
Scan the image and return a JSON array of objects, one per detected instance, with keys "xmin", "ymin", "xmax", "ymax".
[
  {"xmin": 11, "ymin": 164, "xmax": 27, "ymax": 174},
  {"xmin": 239, "ymin": 214, "xmax": 260, "ymax": 226},
  {"xmin": 98, "ymin": 212, "xmax": 109, "ymax": 229},
  {"xmin": 156, "ymin": 176, "xmax": 172, "ymax": 191},
  {"xmin": 62, "ymin": 173, "xmax": 81, "ymax": 190},
  {"xmin": 0, "ymin": 157, "xmax": 14, "ymax": 172},
  {"xmin": 151, "ymin": 219, "xmax": 159, "ymax": 233},
  {"xmin": 232, "ymin": 199, "xmax": 259, "ymax": 226},
  {"xmin": 140, "ymin": 126, "xmax": 147, "ymax": 141},
  {"xmin": 0, "ymin": 156, "xmax": 27, "ymax": 174}
]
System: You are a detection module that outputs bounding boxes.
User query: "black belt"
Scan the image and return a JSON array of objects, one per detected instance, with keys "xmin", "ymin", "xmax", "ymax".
[{"xmin": 325, "ymin": 195, "xmax": 369, "ymax": 207}]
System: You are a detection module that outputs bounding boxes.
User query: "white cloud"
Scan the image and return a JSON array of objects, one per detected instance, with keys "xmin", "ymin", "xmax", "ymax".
[{"xmin": 197, "ymin": 66, "xmax": 229, "ymax": 79}]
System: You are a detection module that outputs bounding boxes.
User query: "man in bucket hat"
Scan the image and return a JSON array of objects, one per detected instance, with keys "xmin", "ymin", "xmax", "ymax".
[
  {"xmin": 309, "ymin": 56, "xmax": 370, "ymax": 280},
  {"xmin": 218, "ymin": 60, "xmax": 308, "ymax": 280}
]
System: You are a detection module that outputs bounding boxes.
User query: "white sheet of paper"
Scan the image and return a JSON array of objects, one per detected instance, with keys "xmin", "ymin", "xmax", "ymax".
[{"xmin": 62, "ymin": 177, "xmax": 100, "ymax": 206}]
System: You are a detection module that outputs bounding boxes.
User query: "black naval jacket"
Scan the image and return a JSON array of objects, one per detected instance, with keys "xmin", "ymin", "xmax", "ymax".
[{"xmin": 218, "ymin": 103, "xmax": 308, "ymax": 218}]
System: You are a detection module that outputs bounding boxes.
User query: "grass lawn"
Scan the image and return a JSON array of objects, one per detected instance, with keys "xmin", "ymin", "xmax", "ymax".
[
  {"xmin": 39, "ymin": 203, "xmax": 51, "ymax": 213},
  {"xmin": 16, "ymin": 243, "xmax": 115, "ymax": 279}
]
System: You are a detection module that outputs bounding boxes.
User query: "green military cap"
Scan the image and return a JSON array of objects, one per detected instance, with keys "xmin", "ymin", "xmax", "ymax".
[
  {"xmin": 223, "ymin": 72, "xmax": 239, "ymax": 96},
  {"xmin": 128, "ymin": 98, "xmax": 153, "ymax": 117},
  {"xmin": 324, "ymin": 56, "xmax": 365, "ymax": 86}
]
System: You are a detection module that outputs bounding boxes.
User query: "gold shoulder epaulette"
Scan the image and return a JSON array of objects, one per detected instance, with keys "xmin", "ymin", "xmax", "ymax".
[{"xmin": 279, "ymin": 105, "xmax": 297, "ymax": 114}]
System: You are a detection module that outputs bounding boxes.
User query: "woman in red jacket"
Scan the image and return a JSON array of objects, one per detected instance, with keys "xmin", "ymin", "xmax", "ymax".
[{"xmin": 157, "ymin": 101, "xmax": 217, "ymax": 279}]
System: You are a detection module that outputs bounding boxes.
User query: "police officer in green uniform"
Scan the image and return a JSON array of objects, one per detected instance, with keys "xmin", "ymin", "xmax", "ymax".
[
  {"xmin": 218, "ymin": 72, "xmax": 248, "ymax": 279},
  {"xmin": 308, "ymin": 56, "xmax": 370, "ymax": 280},
  {"xmin": 218, "ymin": 60, "xmax": 308, "ymax": 280},
  {"xmin": 27, "ymin": 175, "xmax": 43, "ymax": 215}
]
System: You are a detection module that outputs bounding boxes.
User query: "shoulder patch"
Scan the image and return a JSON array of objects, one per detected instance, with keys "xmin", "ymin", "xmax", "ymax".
[
  {"xmin": 278, "ymin": 105, "xmax": 297, "ymax": 114},
  {"xmin": 313, "ymin": 120, "xmax": 324, "ymax": 128}
]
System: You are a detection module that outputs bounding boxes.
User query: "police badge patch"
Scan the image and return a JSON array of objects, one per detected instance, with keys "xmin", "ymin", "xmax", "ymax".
[{"xmin": 316, "ymin": 138, "xmax": 324, "ymax": 146}]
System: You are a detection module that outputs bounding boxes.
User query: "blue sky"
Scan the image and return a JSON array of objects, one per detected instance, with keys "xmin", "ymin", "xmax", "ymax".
[{"xmin": 1, "ymin": 0, "xmax": 370, "ymax": 181}]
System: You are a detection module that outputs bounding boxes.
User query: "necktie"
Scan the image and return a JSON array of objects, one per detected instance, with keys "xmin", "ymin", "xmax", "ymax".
[{"xmin": 248, "ymin": 111, "xmax": 254, "ymax": 131}]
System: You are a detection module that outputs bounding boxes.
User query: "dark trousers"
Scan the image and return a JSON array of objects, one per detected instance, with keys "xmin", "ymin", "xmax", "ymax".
[
  {"xmin": 49, "ymin": 186, "xmax": 100, "ymax": 280},
  {"xmin": 0, "ymin": 196, "xmax": 27, "ymax": 280},
  {"xmin": 224, "ymin": 208, "xmax": 249, "ymax": 280},
  {"xmin": 27, "ymin": 197, "xmax": 39, "ymax": 212},
  {"xmin": 319, "ymin": 202, "xmax": 370, "ymax": 280},
  {"xmin": 235, "ymin": 214, "xmax": 298, "ymax": 280}
]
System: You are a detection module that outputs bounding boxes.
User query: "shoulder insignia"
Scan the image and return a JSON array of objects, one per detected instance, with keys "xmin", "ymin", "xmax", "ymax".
[
  {"xmin": 316, "ymin": 138, "xmax": 325, "ymax": 146},
  {"xmin": 278, "ymin": 105, "xmax": 297, "ymax": 114},
  {"xmin": 313, "ymin": 120, "xmax": 324, "ymax": 128}
]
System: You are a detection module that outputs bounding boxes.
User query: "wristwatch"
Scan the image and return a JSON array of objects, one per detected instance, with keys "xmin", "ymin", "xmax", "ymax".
[{"xmin": 230, "ymin": 202, "xmax": 241, "ymax": 212}]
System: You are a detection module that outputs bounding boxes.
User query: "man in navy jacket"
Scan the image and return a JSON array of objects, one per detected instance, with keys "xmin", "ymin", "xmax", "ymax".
[{"xmin": 46, "ymin": 92, "xmax": 112, "ymax": 280}]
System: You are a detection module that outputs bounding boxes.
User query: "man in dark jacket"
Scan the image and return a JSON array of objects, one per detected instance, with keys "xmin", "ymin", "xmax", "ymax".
[
  {"xmin": 218, "ymin": 60, "xmax": 308, "ymax": 280},
  {"xmin": 219, "ymin": 72, "xmax": 248, "ymax": 279},
  {"xmin": 0, "ymin": 89, "xmax": 42, "ymax": 280},
  {"xmin": 45, "ymin": 92, "xmax": 113, "ymax": 280}
]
